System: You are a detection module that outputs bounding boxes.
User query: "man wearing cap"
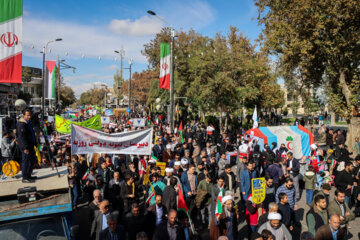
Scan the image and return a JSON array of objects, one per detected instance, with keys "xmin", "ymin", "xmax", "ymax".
[
  {"xmin": 209, "ymin": 195, "xmax": 238, "ymax": 240},
  {"xmin": 257, "ymin": 212, "xmax": 292, "ymax": 240},
  {"xmin": 163, "ymin": 144, "xmax": 173, "ymax": 163}
]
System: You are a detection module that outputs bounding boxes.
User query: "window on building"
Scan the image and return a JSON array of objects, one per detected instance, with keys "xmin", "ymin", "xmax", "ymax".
[
  {"xmin": 24, "ymin": 87, "xmax": 28, "ymax": 93},
  {"xmin": 31, "ymin": 87, "xmax": 35, "ymax": 94}
]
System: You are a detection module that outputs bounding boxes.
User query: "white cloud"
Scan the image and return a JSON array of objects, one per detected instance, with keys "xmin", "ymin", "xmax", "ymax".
[
  {"xmin": 104, "ymin": 64, "xmax": 119, "ymax": 71},
  {"xmin": 108, "ymin": 16, "xmax": 163, "ymax": 36}
]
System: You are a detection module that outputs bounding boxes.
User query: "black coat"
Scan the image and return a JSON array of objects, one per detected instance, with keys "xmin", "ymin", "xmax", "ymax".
[
  {"xmin": 162, "ymin": 186, "xmax": 177, "ymax": 211},
  {"xmin": 152, "ymin": 222, "xmax": 185, "ymax": 240},
  {"xmin": 16, "ymin": 118, "xmax": 36, "ymax": 152},
  {"xmin": 99, "ymin": 226, "xmax": 126, "ymax": 240},
  {"xmin": 335, "ymin": 170, "xmax": 354, "ymax": 197},
  {"xmin": 219, "ymin": 171, "xmax": 236, "ymax": 191},
  {"xmin": 123, "ymin": 212, "xmax": 146, "ymax": 240},
  {"xmin": 145, "ymin": 204, "xmax": 168, "ymax": 238},
  {"xmin": 287, "ymin": 158, "xmax": 300, "ymax": 177}
]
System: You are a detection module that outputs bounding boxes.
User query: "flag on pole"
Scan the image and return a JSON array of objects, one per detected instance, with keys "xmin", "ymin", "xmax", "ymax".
[
  {"xmin": 178, "ymin": 120, "xmax": 184, "ymax": 143},
  {"xmin": 45, "ymin": 60, "xmax": 56, "ymax": 99},
  {"xmin": 177, "ymin": 184, "xmax": 188, "ymax": 212},
  {"xmin": 215, "ymin": 188, "xmax": 225, "ymax": 217},
  {"xmin": 0, "ymin": 0, "xmax": 23, "ymax": 83},
  {"xmin": 82, "ymin": 168, "xmax": 90, "ymax": 180},
  {"xmin": 159, "ymin": 43, "xmax": 170, "ymax": 89},
  {"xmin": 252, "ymin": 106, "xmax": 258, "ymax": 129},
  {"xmin": 151, "ymin": 155, "xmax": 158, "ymax": 162}
]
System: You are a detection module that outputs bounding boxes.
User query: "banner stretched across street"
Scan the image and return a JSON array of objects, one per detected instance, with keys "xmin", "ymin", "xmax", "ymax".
[
  {"xmin": 71, "ymin": 124, "xmax": 153, "ymax": 155},
  {"xmin": 55, "ymin": 114, "xmax": 102, "ymax": 134}
]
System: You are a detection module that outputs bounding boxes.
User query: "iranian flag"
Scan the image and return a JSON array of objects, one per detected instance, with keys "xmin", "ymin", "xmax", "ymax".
[
  {"xmin": 178, "ymin": 120, "xmax": 184, "ymax": 143},
  {"xmin": 45, "ymin": 60, "xmax": 56, "ymax": 99},
  {"xmin": 215, "ymin": 188, "xmax": 225, "ymax": 217},
  {"xmin": 0, "ymin": 0, "xmax": 22, "ymax": 83},
  {"xmin": 159, "ymin": 43, "xmax": 170, "ymax": 89}
]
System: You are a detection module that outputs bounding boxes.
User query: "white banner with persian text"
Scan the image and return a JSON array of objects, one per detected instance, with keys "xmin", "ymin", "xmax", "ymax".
[{"xmin": 71, "ymin": 125, "xmax": 153, "ymax": 155}]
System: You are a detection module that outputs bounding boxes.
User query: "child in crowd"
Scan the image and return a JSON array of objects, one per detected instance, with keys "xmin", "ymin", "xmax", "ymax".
[
  {"xmin": 278, "ymin": 192, "xmax": 295, "ymax": 231},
  {"xmin": 303, "ymin": 165, "xmax": 317, "ymax": 206}
]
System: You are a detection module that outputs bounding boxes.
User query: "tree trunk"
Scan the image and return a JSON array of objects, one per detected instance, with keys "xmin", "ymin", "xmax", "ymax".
[
  {"xmin": 219, "ymin": 106, "xmax": 223, "ymax": 134},
  {"xmin": 331, "ymin": 111, "xmax": 336, "ymax": 126},
  {"xmin": 346, "ymin": 117, "xmax": 360, "ymax": 158}
]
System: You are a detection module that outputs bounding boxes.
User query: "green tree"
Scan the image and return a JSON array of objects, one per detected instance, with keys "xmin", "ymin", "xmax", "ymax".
[
  {"xmin": 142, "ymin": 27, "xmax": 284, "ymax": 131},
  {"xmin": 59, "ymin": 86, "xmax": 76, "ymax": 107},
  {"xmin": 255, "ymin": 0, "xmax": 360, "ymax": 149},
  {"xmin": 77, "ymin": 87, "xmax": 107, "ymax": 106}
]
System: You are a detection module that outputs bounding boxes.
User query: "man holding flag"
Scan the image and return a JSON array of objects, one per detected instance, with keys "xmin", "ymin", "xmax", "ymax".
[{"xmin": 209, "ymin": 195, "xmax": 238, "ymax": 240}]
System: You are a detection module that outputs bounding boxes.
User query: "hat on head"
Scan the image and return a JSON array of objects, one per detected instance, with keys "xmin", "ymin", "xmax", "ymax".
[
  {"xmin": 268, "ymin": 212, "xmax": 282, "ymax": 220},
  {"xmin": 222, "ymin": 195, "xmax": 233, "ymax": 204},
  {"xmin": 311, "ymin": 143, "xmax": 317, "ymax": 150},
  {"xmin": 181, "ymin": 159, "xmax": 188, "ymax": 165},
  {"xmin": 166, "ymin": 144, "xmax": 171, "ymax": 150},
  {"xmin": 165, "ymin": 168, "xmax": 174, "ymax": 173},
  {"xmin": 174, "ymin": 161, "xmax": 181, "ymax": 166},
  {"xmin": 184, "ymin": 149, "xmax": 190, "ymax": 153}
]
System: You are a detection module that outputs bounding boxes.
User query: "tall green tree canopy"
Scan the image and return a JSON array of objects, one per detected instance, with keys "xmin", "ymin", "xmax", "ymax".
[
  {"xmin": 254, "ymin": 0, "xmax": 360, "ymax": 148},
  {"xmin": 142, "ymin": 26, "xmax": 284, "ymax": 128}
]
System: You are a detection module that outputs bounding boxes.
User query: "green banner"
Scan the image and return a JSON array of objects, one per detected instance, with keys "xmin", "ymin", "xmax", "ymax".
[{"xmin": 55, "ymin": 114, "xmax": 102, "ymax": 134}]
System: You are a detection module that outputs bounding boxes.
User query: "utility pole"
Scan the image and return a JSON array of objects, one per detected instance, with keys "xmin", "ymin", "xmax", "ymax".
[
  {"xmin": 57, "ymin": 55, "xmax": 60, "ymax": 105},
  {"xmin": 114, "ymin": 48, "xmax": 125, "ymax": 108},
  {"xmin": 170, "ymin": 27, "xmax": 175, "ymax": 132},
  {"xmin": 128, "ymin": 59, "xmax": 132, "ymax": 110}
]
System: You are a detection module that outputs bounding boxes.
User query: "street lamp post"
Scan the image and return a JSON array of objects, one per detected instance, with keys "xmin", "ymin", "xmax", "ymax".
[
  {"xmin": 42, "ymin": 38, "xmax": 62, "ymax": 118},
  {"xmin": 128, "ymin": 59, "xmax": 133, "ymax": 110},
  {"xmin": 56, "ymin": 57, "xmax": 76, "ymax": 112},
  {"xmin": 114, "ymin": 48, "xmax": 125, "ymax": 108},
  {"xmin": 147, "ymin": 10, "xmax": 175, "ymax": 132}
]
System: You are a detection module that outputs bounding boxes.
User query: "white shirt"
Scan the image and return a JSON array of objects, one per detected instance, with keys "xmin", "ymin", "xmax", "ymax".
[{"xmin": 239, "ymin": 144, "xmax": 249, "ymax": 154}]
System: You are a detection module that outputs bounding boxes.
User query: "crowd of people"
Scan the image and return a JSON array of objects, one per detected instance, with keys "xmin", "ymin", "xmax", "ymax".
[{"xmin": 2, "ymin": 108, "xmax": 360, "ymax": 240}]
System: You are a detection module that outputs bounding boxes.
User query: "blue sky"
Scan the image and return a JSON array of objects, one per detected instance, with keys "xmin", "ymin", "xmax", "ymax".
[{"xmin": 22, "ymin": 0, "xmax": 262, "ymax": 97}]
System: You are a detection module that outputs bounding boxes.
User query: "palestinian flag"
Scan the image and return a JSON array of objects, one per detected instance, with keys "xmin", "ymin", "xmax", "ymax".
[
  {"xmin": 0, "ymin": 0, "xmax": 23, "ymax": 83},
  {"xmin": 45, "ymin": 60, "xmax": 56, "ymax": 99},
  {"xmin": 178, "ymin": 121, "xmax": 184, "ymax": 143},
  {"xmin": 177, "ymin": 184, "xmax": 188, "ymax": 212},
  {"xmin": 215, "ymin": 188, "xmax": 225, "ymax": 217},
  {"xmin": 159, "ymin": 43, "xmax": 170, "ymax": 89},
  {"xmin": 146, "ymin": 182, "xmax": 156, "ymax": 204}
]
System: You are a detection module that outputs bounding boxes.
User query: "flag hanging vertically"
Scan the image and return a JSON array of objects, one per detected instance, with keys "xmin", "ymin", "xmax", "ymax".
[
  {"xmin": 215, "ymin": 188, "xmax": 225, "ymax": 217},
  {"xmin": 177, "ymin": 184, "xmax": 188, "ymax": 212},
  {"xmin": 252, "ymin": 106, "xmax": 258, "ymax": 129},
  {"xmin": 0, "ymin": 0, "xmax": 23, "ymax": 83},
  {"xmin": 45, "ymin": 60, "xmax": 56, "ymax": 99},
  {"xmin": 159, "ymin": 43, "xmax": 170, "ymax": 89},
  {"xmin": 178, "ymin": 120, "xmax": 184, "ymax": 143}
]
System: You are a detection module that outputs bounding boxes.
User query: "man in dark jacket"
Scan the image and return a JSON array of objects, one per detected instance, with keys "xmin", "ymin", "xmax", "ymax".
[
  {"xmin": 266, "ymin": 158, "xmax": 284, "ymax": 190},
  {"xmin": 99, "ymin": 212, "xmax": 125, "ymax": 240},
  {"xmin": 152, "ymin": 209, "xmax": 185, "ymax": 240},
  {"xmin": 335, "ymin": 161, "xmax": 355, "ymax": 207},
  {"xmin": 315, "ymin": 214, "xmax": 345, "ymax": 240},
  {"xmin": 146, "ymin": 195, "xmax": 168, "ymax": 239},
  {"xmin": 326, "ymin": 129, "xmax": 334, "ymax": 149},
  {"xmin": 162, "ymin": 177, "xmax": 178, "ymax": 211},
  {"xmin": 287, "ymin": 152, "xmax": 300, "ymax": 200},
  {"xmin": 123, "ymin": 203, "xmax": 146, "ymax": 240},
  {"xmin": 16, "ymin": 109, "xmax": 37, "ymax": 183},
  {"xmin": 220, "ymin": 164, "xmax": 236, "ymax": 192},
  {"xmin": 306, "ymin": 195, "xmax": 328, "ymax": 237}
]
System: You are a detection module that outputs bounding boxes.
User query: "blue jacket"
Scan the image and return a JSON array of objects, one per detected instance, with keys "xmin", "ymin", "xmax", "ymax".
[
  {"xmin": 240, "ymin": 169, "xmax": 258, "ymax": 195},
  {"xmin": 181, "ymin": 171, "xmax": 198, "ymax": 198}
]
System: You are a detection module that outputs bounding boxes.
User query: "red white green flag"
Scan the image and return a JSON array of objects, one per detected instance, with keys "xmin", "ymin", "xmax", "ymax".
[
  {"xmin": 178, "ymin": 120, "xmax": 184, "ymax": 143},
  {"xmin": 0, "ymin": 0, "xmax": 22, "ymax": 83},
  {"xmin": 159, "ymin": 43, "xmax": 170, "ymax": 89},
  {"xmin": 45, "ymin": 60, "xmax": 56, "ymax": 99},
  {"xmin": 215, "ymin": 188, "xmax": 225, "ymax": 216}
]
